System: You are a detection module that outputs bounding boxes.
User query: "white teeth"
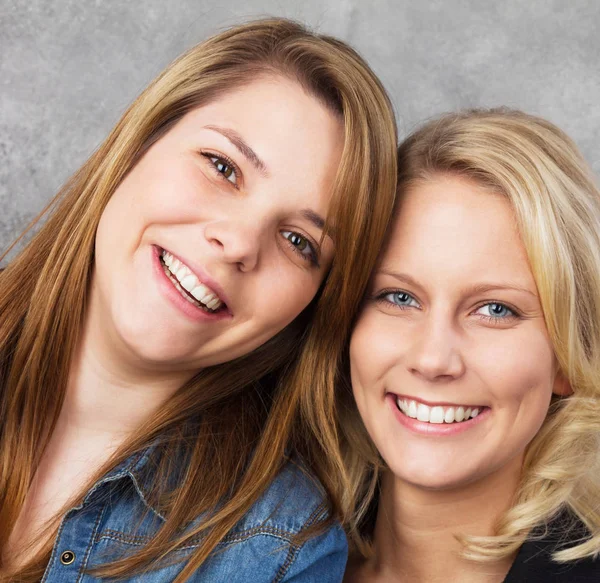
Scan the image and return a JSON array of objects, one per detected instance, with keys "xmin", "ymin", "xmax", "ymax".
[
  {"xmin": 180, "ymin": 274, "xmax": 198, "ymax": 292},
  {"xmin": 408, "ymin": 400, "xmax": 418, "ymax": 419},
  {"xmin": 206, "ymin": 297, "xmax": 221, "ymax": 309},
  {"xmin": 160, "ymin": 250, "xmax": 224, "ymax": 311},
  {"xmin": 416, "ymin": 403, "xmax": 430, "ymax": 422},
  {"xmin": 175, "ymin": 266, "xmax": 189, "ymax": 280},
  {"xmin": 429, "ymin": 406, "xmax": 444, "ymax": 424},
  {"xmin": 190, "ymin": 284, "xmax": 210, "ymax": 302},
  {"xmin": 395, "ymin": 398, "xmax": 484, "ymax": 425}
]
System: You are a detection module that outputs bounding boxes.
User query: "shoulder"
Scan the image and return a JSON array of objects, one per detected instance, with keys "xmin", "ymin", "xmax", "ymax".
[
  {"xmin": 237, "ymin": 459, "xmax": 335, "ymax": 533},
  {"xmin": 96, "ymin": 453, "xmax": 347, "ymax": 582},
  {"xmin": 189, "ymin": 459, "xmax": 348, "ymax": 582},
  {"xmin": 83, "ymin": 449, "xmax": 346, "ymax": 583},
  {"xmin": 505, "ymin": 512, "xmax": 600, "ymax": 582},
  {"xmin": 507, "ymin": 544, "xmax": 600, "ymax": 583}
]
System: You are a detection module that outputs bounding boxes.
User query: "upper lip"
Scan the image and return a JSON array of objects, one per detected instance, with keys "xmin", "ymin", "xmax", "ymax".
[
  {"xmin": 162, "ymin": 247, "xmax": 231, "ymax": 311},
  {"xmin": 391, "ymin": 392, "xmax": 486, "ymax": 409}
]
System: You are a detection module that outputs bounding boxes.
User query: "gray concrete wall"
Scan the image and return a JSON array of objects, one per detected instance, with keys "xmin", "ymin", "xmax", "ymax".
[{"xmin": 2, "ymin": 0, "xmax": 599, "ymax": 252}]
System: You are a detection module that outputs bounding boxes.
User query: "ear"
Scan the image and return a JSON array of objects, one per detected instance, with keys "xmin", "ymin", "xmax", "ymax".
[{"xmin": 552, "ymin": 369, "xmax": 573, "ymax": 397}]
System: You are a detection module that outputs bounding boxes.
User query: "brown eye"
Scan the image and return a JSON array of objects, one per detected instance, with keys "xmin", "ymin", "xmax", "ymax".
[
  {"xmin": 207, "ymin": 155, "xmax": 237, "ymax": 184},
  {"xmin": 288, "ymin": 233, "xmax": 308, "ymax": 251},
  {"xmin": 281, "ymin": 231, "xmax": 318, "ymax": 266}
]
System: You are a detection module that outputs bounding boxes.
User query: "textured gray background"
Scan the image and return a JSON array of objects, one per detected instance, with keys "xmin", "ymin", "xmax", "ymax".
[{"xmin": 2, "ymin": 0, "xmax": 599, "ymax": 254}]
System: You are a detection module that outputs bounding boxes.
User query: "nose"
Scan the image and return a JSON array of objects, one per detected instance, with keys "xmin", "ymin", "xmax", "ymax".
[
  {"xmin": 204, "ymin": 219, "xmax": 260, "ymax": 272},
  {"xmin": 406, "ymin": 316, "xmax": 465, "ymax": 382}
]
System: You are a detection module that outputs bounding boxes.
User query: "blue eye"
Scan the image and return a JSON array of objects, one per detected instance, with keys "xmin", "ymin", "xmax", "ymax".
[
  {"xmin": 383, "ymin": 291, "xmax": 420, "ymax": 308},
  {"xmin": 476, "ymin": 302, "xmax": 515, "ymax": 319}
]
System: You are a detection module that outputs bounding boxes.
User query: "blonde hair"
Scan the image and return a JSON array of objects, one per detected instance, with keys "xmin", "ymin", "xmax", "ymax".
[
  {"xmin": 0, "ymin": 18, "xmax": 397, "ymax": 581},
  {"xmin": 342, "ymin": 108, "xmax": 600, "ymax": 563}
]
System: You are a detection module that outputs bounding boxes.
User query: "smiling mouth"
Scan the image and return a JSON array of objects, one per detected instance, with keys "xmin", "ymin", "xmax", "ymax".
[
  {"xmin": 396, "ymin": 397, "xmax": 485, "ymax": 425},
  {"xmin": 159, "ymin": 249, "xmax": 226, "ymax": 314}
]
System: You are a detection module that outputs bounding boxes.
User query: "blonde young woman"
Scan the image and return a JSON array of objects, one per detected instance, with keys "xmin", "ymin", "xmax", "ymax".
[
  {"xmin": 0, "ymin": 19, "xmax": 398, "ymax": 582},
  {"xmin": 342, "ymin": 110, "xmax": 600, "ymax": 582}
]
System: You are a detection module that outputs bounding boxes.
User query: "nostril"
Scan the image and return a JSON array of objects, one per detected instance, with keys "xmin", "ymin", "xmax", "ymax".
[{"xmin": 210, "ymin": 238, "xmax": 225, "ymax": 250}]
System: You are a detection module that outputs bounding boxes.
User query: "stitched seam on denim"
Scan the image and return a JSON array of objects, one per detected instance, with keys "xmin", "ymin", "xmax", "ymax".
[
  {"xmin": 126, "ymin": 470, "xmax": 167, "ymax": 521},
  {"xmin": 72, "ymin": 468, "xmax": 131, "ymax": 511},
  {"xmin": 96, "ymin": 529, "xmax": 153, "ymax": 545},
  {"xmin": 220, "ymin": 525, "xmax": 294, "ymax": 545},
  {"xmin": 273, "ymin": 501, "xmax": 328, "ymax": 583},
  {"xmin": 96, "ymin": 529, "xmax": 200, "ymax": 551},
  {"xmin": 76, "ymin": 505, "xmax": 107, "ymax": 582},
  {"xmin": 97, "ymin": 524, "xmax": 296, "ymax": 550},
  {"xmin": 70, "ymin": 450, "xmax": 147, "ymax": 513}
]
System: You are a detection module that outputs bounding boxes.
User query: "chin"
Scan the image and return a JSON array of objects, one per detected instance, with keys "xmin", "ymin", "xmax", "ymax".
[
  {"xmin": 413, "ymin": 475, "xmax": 472, "ymax": 492},
  {"xmin": 396, "ymin": 472, "xmax": 464, "ymax": 491},
  {"xmin": 114, "ymin": 312, "xmax": 200, "ymax": 367},
  {"xmin": 386, "ymin": 455, "xmax": 480, "ymax": 492}
]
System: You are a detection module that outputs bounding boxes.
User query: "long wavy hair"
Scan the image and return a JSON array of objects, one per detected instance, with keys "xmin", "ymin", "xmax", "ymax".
[
  {"xmin": 340, "ymin": 108, "xmax": 600, "ymax": 563},
  {"xmin": 0, "ymin": 18, "xmax": 398, "ymax": 581}
]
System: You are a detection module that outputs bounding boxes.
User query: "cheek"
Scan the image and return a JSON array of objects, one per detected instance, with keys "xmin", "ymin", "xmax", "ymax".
[
  {"xmin": 349, "ymin": 312, "xmax": 400, "ymax": 402},
  {"xmin": 473, "ymin": 329, "xmax": 555, "ymax": 413},
  {"xmin": 95, "ymin": 173, "xmax": 151, "ymax": 257},
  {"xmin": 116, "ymin": 153, "xmax": 205, "ymax": 228},
  {"xmin": 349, "ymin": 327, "xmax": 372, "ymax": 425},
  {"xmin": 95, "ymin": 191, "xmax": 136, "ymax": 273},
  {"xmin": 349, "ymin": 314, "xmax": 376, "ymax": 392},
  {"xmin": 251, "ymin": 266, "xmax": 322, "ymax": 332}
]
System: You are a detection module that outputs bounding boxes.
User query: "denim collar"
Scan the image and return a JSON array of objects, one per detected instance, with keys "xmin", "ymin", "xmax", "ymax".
[{"xmin": 76, "ymin": 439, "xmax": 168, "ymax": 520}]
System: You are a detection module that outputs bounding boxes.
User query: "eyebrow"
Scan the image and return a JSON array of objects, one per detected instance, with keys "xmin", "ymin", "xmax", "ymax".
[
  {"xmin": 376, "ymin": 271, "xmax": 424, "ymax": 292},
  {"xmin": 301, "ymin": 209, "xmax": 325, "ymax": 231},
  {"xmin": 467, "ymin": 282, "xmax": 538, "ymax": 298},
  {"xmin": 205, "ymin": 125, "xmax": 268, "ymax": 175},
  {"xmin": 376, "ymin": 270, "xmax": 537, "ymax": 298}
]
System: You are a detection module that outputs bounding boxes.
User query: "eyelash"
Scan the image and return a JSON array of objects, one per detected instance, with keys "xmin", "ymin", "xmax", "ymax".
[
  {"xmin": 473, "ymin": 301, "xmax": 520, "ymax": 324},
  {"xmin": 374, "ymin": 289, "xmax": 419, "ymax": 309},
  {"xmin": 282, "ymin": 231, "xmax": 320, "ymax": 267},
  {"xmin": 201, "ymin": 152, "xmax": 241, "ymax": 189},
  {"xmin": 373, "ymin": 289, "xmax": 521, "ymax": 323}
]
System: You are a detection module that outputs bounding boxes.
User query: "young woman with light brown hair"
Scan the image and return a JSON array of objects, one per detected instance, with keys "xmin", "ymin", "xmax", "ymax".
[
  {"xmin": 342, "ymin": 109, "xmax": 600, "ymax": 582},
  {"xmin": 0, "ymin": 18, "xmax": 398, "ymax": 581}
]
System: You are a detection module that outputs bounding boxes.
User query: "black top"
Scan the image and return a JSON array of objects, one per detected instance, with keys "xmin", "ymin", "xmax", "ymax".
[{"xmin": 503, "ymin": 513, "xmax": 600, "ymax": 582}]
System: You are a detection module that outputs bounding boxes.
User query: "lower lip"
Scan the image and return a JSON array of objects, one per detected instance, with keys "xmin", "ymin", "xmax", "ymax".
[
  {"xmin": 151, "ymin": 245, "xmax": 231, "ymax": 323},
  {"xmin": 387, "ymin": 394, "xmax": 489, "ymax": 436}
]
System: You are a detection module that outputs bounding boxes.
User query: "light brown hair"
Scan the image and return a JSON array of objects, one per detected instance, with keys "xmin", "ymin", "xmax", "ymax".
[
  {"xmin": 341, "ymin": 108, "xmax": 600, "ymax": 563},
  {"xmin": 0, "ymin": 18, "xmax": 397, "ymax": 580}
]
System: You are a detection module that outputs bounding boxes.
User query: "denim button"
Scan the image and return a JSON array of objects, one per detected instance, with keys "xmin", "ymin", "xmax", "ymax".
[{"xmin": 60, "ymin": 550, "xmax": 75, "ymax": 565}]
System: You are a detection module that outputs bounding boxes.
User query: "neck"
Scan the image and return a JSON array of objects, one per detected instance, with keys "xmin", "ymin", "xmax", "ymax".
[
  {"xmin": 60, "ymin": 281, "xmax": 197, "ymax": 443},
  {"xmin": 370, "ymin": 459, "xmax": 522, "ymax": 583}
]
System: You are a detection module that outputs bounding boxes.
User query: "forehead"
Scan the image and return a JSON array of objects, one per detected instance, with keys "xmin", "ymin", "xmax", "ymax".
[
  {"xmin": 173, "ymin": 76, "xmax": 343, "ymax": 177},
  {"xmin": 379, "ymin": 176, "xmax": 537, "ymax": 290}
]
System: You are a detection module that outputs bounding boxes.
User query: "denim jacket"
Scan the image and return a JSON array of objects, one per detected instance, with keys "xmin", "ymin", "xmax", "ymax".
[{"xmin": 40, "ymin": 444, "xmax": 347, "ymax": 582}]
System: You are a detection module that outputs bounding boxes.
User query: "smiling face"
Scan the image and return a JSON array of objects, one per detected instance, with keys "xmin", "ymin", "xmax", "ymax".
[
  {"xmin": 92, "ymin": 75, "xmax": 342, "ymax": 374},
  {"xmin": 350, "ymin": 174, "xmax": 569, "ymax": 492}
]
